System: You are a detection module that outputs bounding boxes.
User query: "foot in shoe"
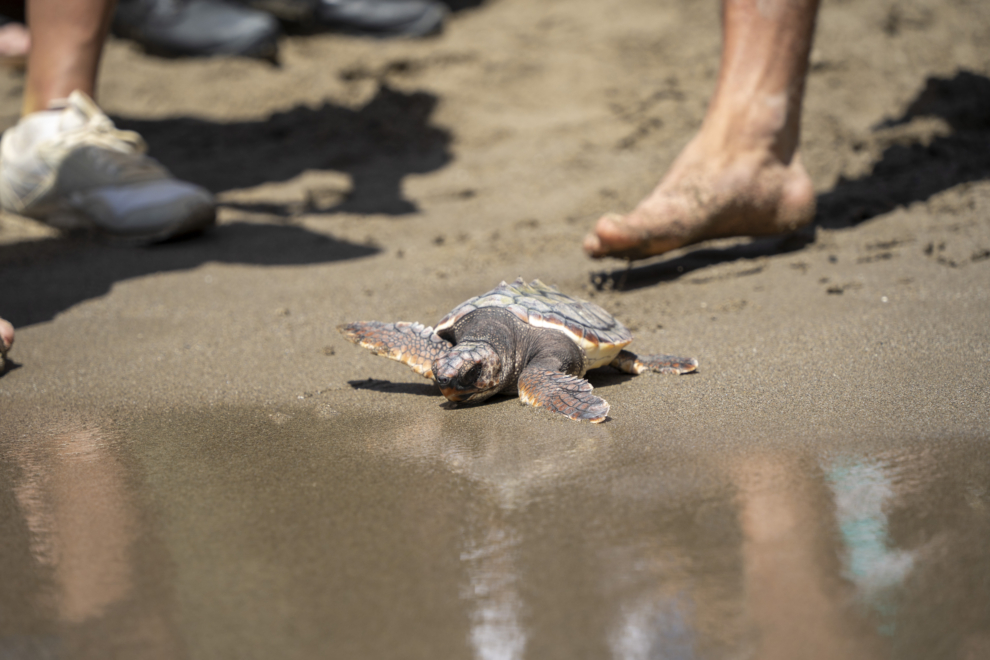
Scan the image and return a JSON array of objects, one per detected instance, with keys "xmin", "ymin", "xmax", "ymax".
[
  {"xmin": 315, "ymin": 0, "xmax": 447, "ymax": 36},
  {"xmin": 113, "ymin": 0, "xmax": 280, "ymax": 58},
  {"xmin": 0, "ymin": 91, "xmax": 216, "ymax": 244}
]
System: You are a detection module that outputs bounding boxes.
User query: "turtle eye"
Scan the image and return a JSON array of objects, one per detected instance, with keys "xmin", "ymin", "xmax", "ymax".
[{"xmin": 464, "ymin": 362, "xmax": 483, "ymax": 384}]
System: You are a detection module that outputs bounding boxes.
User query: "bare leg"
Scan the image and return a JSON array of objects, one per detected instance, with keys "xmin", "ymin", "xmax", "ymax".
[
  {"xmin": 1, "ymin": 0, "xmax": 115, "ymax": 355},
  {"xmin": 734, "ymin": 455, "xmax": 884, "ymax": 659},
  {"xmin": 23, "ymin": 0, "xmax": 116, "ymax": 114},
  {"xmin": 3, "ymin": 0, "xmax": 215, "ymax": 243},
  {"xmin": 584, "ymin": 0, "xmax": 819, "ymax": 260}
]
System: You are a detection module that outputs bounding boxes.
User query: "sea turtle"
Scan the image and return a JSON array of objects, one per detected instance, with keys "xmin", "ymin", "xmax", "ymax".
[{"xmin": 338, "ymin": 278, "xmax": 697, "ymax": 423}]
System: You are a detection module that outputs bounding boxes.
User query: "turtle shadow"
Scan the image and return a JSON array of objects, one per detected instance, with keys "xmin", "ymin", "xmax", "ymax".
[
  {"xmin": 113, "ymin": 83, "xmax": 451, "ymax": 217},
  {"xmin": 347, "ymin": 378, "xmax": 441, "ymax": 397},
  {"xmin": 587, "ymin": 369, "xmax": 636, "ymax": 389},
  {"xmin": 587, "ymin": 367, "xmax": 698, "ymax": 390},
  {"xmin": 0, "ymin": 221, "xmax": 378, "ymax": 328},
  {"xmin": 591, "ymin": 69, "xmax": 990, "ymax": 292},
  {"xmin": 346, "ymin": 370, "xmax": 686, "ymax": 401}
]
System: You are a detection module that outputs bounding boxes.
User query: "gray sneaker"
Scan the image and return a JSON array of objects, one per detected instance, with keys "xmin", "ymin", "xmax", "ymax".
[{"xmin": 0, "ymin": 91, "xmax": 216, "ymax": 244}]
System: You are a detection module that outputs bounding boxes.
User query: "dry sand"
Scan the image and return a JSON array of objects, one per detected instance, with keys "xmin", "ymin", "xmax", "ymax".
[{"xmin": 0, "ymin": 0, "xmax": 989, "ymax": 657}]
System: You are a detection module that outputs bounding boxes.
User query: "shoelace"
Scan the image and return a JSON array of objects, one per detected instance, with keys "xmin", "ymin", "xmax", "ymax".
[
  {"xmin": 57, "ymin": 110, "xmax": 149, "ymax": 156},
  {"xmin": 42, "ymin": 108, "xmax": 167, "ymax": 185}
]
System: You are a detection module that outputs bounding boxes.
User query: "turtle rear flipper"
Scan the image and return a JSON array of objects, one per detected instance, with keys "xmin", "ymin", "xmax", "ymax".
[
  {"xmin": 610, "ymin": 349, "xmax": 698, "ymax": 375},
  {"xmin": 338, "ymin": 321, "xmax": 452, "ymax": 380},
  {"xmin": 518, "ymin": 366, "xmax": 609, "ymax": 423}
]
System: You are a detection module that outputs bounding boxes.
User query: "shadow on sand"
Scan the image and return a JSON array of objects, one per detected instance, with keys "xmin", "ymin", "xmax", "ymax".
[
  {"xmin": 2, "ymin": 84, "xmax": 452, "ymax": 328},
  {"xmin": 591, "ymin": 70, "xmax": 990, "ymax": 292},
  {"xmin": 0, "ymin": 222, "xmax": 378, "ymax": 328},
  {"xmin": 114, "ymin": 84, "xmax": 451, "ymax": 216},
  {"xmin": 347, "ymin": 378, "xmax": 441, "ymax": 397},
  {"xmin": 817, "ymin": 69, "xmax": 990, "ymax": 229}
]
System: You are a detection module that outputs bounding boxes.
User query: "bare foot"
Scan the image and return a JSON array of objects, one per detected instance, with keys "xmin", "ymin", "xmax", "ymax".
[
  {"xmin": 585, "ymin": 0, "xmax": 821, "ymax": 261},
  {"xmin": 583, "ymin": 137, "xmax": 816, "ymax": 260},
  {"xmin": 1, "ymin": 316, "xmax": 13, "ymax": 369}
]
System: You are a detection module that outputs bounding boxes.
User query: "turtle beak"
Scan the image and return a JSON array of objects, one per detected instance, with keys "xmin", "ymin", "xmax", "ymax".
[
  {"xmin": 435, "ymin": 374, "xmax": 465, "ymax": 401},
  {"xmin": 432, "ymin": 342, "xmax": 501, "ymax": 404},
  {"xmin": 439, "ymin": 386, "xmax": 464, "ymax": 402}
]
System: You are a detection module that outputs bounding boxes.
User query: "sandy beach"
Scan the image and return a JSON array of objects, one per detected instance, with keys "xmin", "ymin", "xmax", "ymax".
[{"xmin": 1, "ymin": 0, "xmax": 989, "ymax": 657}]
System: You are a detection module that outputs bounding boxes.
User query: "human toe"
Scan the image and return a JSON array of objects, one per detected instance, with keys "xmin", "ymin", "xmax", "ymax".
[
  {"xmin": 584, "ymin": 213, "xmax": 632, "ymax": 258},
  {"xmin": 584, "ymin": 211, "xmax": 684, "ymax": 260},
  {"xmin": 0, "ymin": 20, "xmax": 30, "ymax": 65},
  {"xmin": 1, "ymin": 317, "xmax": 12, "ymax": 349},
  {"xmin": 1, "ymin": 317, "xmax": 13, "ymax": 371}
]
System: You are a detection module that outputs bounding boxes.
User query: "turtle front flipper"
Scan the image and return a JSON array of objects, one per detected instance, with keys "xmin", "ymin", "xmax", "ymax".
[
  {"xmin": 518, "ymin": 366, "xmax": 610, "ymax": 423},
  {"xmin": 338, "ymin": 321, "xmax": 452, "ymax": 380},
  {"xmin": 610, "ymin": 349, "xmax": 698, "ymax": 375}
]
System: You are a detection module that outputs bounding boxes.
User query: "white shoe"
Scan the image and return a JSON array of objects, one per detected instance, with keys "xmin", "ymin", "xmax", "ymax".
[{"xmin": 0, "ymin": 91, "xmax": 215, "ymax": 243}]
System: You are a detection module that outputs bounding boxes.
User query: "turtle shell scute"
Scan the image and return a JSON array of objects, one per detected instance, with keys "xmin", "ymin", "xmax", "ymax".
[{"xmin": 434, "ymin": 278, "xmax": 634, "ymax": 354}]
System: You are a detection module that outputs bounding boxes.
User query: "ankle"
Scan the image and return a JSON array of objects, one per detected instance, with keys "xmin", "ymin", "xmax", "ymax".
[{"xmin": 697, "ymin": 89, "xmax": 801, "ymax": 164}]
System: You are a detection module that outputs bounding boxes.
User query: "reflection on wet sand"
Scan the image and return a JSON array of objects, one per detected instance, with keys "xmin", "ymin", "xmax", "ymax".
[
  {"xmin": 13, "ymin": 426, "xmax": 135, "ymax": 623},
  {"xmin": 382, "ymin": 412, "xmax": 615, "ymax": 660},
  {"xmin": 379, "ymin": 408, "xmax": 612, "ymax": 509},
  {"xmin": 376, "ymin": 409, "xmax": 990, "ymax": 660},
  {"xmin": 607, "ymin": 562, "xmax": 694, "ymax": 660},
  {"xmin": 735, "ymin": 454, "xmax": 886, "ymax": 660},
  {"xmin": 3, "ymin": 407, "xmax": 988, "ymax": 659},
  {"xmin": 460, "ymin": 521, "xmax": 526, "ymax": 660},
  {"xmin": 826, "ymin": 457, "xmax": 915, "ymax": 637},
  {"xmin": 2, "ymin": 420, "xmax": 182, "ymax": 659}
]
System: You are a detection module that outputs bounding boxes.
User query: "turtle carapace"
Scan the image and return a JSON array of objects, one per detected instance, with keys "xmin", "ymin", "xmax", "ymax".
[{"xmin": 338, "ymin": 278, "xmax": 697, "ymax": 423}]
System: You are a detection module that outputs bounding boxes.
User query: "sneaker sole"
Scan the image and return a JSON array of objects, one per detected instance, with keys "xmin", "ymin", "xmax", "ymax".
[
  {"xmin": 23, "ymin": 201, "xmax": 217, "ymax": 246},
  {"xmin": 314, "ymin": 4, "xmax": 447, "ymax": 38}
]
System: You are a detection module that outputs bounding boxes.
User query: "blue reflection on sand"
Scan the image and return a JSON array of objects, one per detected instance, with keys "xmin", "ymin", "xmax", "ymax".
[{"xmin": 826, "ymin": 458, "xmax": 914, "ymax": 636}]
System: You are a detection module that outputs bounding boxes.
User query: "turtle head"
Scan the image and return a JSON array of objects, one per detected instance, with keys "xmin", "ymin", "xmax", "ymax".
[{"xmin": 433, "ymin": 341, "xmax": 503, "ymax": 404}]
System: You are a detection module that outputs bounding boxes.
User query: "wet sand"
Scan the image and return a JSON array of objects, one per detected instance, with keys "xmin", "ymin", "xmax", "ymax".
[{"xmin": 1, "ymin": 0, "xmax": 989, "ymax": 657}]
